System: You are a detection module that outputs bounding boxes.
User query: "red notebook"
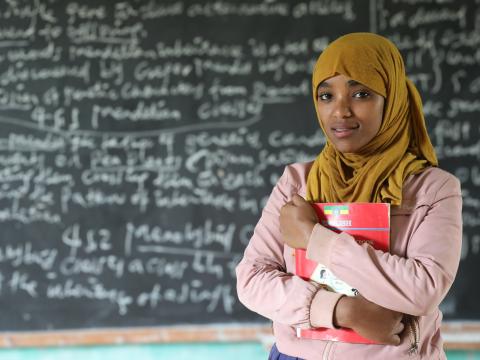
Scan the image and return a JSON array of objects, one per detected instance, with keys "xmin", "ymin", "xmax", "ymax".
[{"xmin": 295, "ymin": 202, "xmax": 390, "ymax": 343}]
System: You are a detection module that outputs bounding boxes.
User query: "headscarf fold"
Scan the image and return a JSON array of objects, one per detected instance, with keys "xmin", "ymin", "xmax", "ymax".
[{"xmin": 306, "ymin": 33, "xmax": 438, "ymax": 205}]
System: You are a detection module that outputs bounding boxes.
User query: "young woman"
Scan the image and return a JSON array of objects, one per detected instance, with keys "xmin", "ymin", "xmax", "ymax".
[{"xmin": 236, "ymin": 33, "xmax": 462, "ymax": 359}]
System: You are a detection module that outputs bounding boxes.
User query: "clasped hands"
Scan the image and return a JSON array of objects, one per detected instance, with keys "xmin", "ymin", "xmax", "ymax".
[{"xmin": 279, "ymin": 194, "xmax": 405, "ymax": 345}]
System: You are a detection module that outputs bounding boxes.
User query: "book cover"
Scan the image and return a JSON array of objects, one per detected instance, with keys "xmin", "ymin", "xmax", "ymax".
[{"xmin": 295, "ymin": 202, "xmax": 390, "ymax": 343}]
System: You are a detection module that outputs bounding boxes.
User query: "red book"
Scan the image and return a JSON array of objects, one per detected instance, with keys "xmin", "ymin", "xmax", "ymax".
[{"xmin": 295, "ymin": 202, "xmax": 390, "ymax": 343}]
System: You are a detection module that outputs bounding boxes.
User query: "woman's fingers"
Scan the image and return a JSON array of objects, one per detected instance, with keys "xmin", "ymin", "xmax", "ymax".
[
  {"xmin": 393, "ymin": 321, "xmax": 405, "ymax": 335},
  {"xmin": 382, "ymin": 319, "xmax": 404, "ymax": 345},
  {"xmin": 390, "ymin": 334, "xmax": 401, "ymax": 346},
  {"xmin": 291, "ymin": 193, "xmax": 306, "ymax": 205}
]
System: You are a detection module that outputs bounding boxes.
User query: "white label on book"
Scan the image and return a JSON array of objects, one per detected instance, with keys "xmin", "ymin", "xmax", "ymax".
[{"xmin": 310, "ymin": 263, "xmax": 358, "ymax": 296}]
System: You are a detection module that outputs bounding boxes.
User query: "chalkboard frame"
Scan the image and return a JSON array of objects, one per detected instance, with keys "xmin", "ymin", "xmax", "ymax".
[{"xmin": 0, "ymin": 321, "xmax": 479, "ymax": 349}]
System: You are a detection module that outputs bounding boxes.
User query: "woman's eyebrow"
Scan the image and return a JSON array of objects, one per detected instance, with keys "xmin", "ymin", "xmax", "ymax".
[
  {"xmin": 348, "ymin": 80, "xmax": 362, "ymax": 87},
  {"xmin": 318, "ymin": 79, "xmax": 362, "ymax": 89}
]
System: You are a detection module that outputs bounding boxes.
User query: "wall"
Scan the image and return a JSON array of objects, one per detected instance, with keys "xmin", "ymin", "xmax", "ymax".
[
  {"xmin": 0, "ymin": 0, "xmax": 479, "ymax": 356},
  {"xmin": 0, "ymin": 343, "xmax": 479, "ymax": 360}
]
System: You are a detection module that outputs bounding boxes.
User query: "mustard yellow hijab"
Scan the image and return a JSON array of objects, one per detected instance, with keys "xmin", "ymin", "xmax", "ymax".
[{"xmin": 306, "ymin": 33, "xmax": 438, "ymax": 205}]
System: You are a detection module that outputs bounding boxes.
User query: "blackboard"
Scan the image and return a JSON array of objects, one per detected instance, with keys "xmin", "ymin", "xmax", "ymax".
[{"xmin": 0, "ymin": 0, "xmax": 479, "ymax": 346}]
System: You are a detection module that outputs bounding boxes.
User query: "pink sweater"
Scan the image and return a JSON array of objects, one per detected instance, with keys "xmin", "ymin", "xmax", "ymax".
[{"xmin": 236, "ymin": 162, "xmax": 462, "ymax": 360}]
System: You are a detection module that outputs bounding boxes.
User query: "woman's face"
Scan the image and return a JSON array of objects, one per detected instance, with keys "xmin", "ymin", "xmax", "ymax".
[{"xmin": 316, "ymin": 74, "xmax": 384, "ymax": 154}]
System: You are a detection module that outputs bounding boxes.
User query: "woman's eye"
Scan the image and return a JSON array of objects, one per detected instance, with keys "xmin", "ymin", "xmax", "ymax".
[
  {"xmin": 354, "ymin": 90, "xmax": 370, "ymax": 98},
  {"xmin": 318, "ymin": 92, "xmax": 332, "ymax": 101}
]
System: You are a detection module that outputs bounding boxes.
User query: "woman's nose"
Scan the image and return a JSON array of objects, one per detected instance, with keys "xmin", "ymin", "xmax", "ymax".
[{"xmin": 333, "ymin": 98, "xmax": 352, "ymax": 118}]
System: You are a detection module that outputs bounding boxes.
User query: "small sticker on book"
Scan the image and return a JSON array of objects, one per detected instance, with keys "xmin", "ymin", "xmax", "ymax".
[{"xmin": 310, "ymin": 263, "xmax": 357, "ymax": 296}]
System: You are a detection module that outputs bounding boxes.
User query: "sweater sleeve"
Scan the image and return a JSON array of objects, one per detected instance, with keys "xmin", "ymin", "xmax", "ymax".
[
  {"xmin": 235, "ymin": 165, "xmax": 343, "ymax": 328},
  {"xmin": 306, "ymin": 175, "xmax": 463, "ymax": 316}
]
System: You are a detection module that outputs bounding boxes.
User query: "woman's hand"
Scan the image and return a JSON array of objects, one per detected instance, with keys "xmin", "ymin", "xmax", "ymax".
[
  {"xmin": 333, "ymin": 295, "xmax": 405, "ymax": 345},
  {"xmin": 279, "ymin": 194, "xmax": 318, "ymax": 249}
]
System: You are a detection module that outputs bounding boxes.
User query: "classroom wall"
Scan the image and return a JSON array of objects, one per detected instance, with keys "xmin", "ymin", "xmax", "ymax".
[
  {"xmin": 0, "ymin": 343, "xmax": 480, "ymax": 360},
  {"xmin": 1, "ymin": 0, "xmax": 480, "ymax": 357}
]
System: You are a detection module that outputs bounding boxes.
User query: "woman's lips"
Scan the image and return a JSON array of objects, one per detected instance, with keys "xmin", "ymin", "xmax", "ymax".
[{"xmin": 332, "ymin": 125, "xmax": 359, "ymax": 138}]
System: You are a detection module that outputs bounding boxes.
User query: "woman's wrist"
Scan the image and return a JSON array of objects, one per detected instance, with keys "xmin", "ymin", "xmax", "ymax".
[
  {"xmin": 301, "ymin": 221, "xmax": 317, "ymax": 248},
  {"xmin": 333, "ymin": 295, "xmax": 356, "ymax": 329}
]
